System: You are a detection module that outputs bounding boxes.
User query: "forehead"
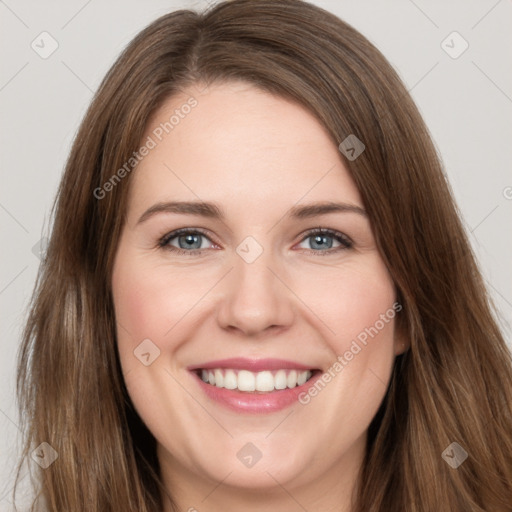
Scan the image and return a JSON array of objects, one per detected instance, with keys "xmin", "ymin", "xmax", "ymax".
[{"xmin": 127, "ymin": 81, "xmax": 362, "ymax": 220}]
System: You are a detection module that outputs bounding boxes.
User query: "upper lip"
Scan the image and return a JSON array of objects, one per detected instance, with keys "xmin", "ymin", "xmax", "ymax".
[{"xmin": 188, "ymin": 358, "xmax": 317, "ymax": 372}]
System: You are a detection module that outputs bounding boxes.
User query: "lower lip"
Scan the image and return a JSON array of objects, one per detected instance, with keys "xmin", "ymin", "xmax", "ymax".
[{"xmin": 191, "ymin": 371, "xmax": 322, "ymax": 414}]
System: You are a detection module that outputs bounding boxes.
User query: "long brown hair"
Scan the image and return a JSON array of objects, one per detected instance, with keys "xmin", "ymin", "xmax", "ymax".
[{"xmin": 16, "ymin": 1, "xmax": 512, "ymax": 510}]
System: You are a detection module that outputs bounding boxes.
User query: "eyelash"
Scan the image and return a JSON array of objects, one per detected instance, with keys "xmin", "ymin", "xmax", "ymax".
[{"xmin": 157, "ymin": 227, "xmax": 353, "ymax": 256}]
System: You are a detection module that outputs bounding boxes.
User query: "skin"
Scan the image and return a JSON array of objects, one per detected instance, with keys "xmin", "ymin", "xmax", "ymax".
[{"xmin": 111, "ymin": 81, "xmax": 407, "ymax": 512}]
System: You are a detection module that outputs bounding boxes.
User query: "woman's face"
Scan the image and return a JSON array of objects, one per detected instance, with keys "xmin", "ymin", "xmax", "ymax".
[{"xmin": 112, "ymin": 81, "xmax": 405, "ymax": 504}]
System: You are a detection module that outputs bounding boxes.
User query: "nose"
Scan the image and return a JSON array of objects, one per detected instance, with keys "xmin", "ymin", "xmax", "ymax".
[{"xmin": 216, "ymin": 247, "xmax": 295, "ymax": 338}]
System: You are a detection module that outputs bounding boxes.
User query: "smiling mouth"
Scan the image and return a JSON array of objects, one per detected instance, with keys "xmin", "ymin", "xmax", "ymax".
[{"xmin": 195, "ymin": 368, "xmax": 319, "ymax": 393}]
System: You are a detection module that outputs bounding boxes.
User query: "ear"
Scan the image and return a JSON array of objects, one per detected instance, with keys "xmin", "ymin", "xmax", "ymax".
[
  {"xmin": 392, "ymin": 306, "xmax": 410, "ymax": 356},
  {"xmin": 394, "ymin": 337, "xmax": 410, "ymax": 356}
]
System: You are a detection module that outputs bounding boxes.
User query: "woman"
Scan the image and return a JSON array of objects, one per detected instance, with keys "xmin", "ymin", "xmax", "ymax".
[{"xmin": 16, "ymin": 0, "xmax": 512, "ymax": 510}]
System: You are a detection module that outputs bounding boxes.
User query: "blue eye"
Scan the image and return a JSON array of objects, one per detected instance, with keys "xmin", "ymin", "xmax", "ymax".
[
  {"xmin": 158, "ymin": 227, "xmax": 352, "ymax": 256},
  {"xmin": 159, "ymin": 228, "xmax": 214, "ymax": 255},
  {"xmin": 297, "ymin": 228, "xmax": 352, "ymax": 254}
]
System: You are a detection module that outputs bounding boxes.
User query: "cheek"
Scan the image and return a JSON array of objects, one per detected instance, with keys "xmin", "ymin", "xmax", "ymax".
[
  {"xmin": 297, "ymin": 255, "xmax": 397, "ymax": 354},
  {"xmin": 111, "ymin": 255, "xmax": 202, "ymax": 441},
  {"xmin": 294, "ymin": 257, "xmax": 398, "ymax": 431},
  {"xmin": 112, "ymin": 256, "xmax": 206, "ymax": 357},
  {"xmin": 295, "ymin": 255, "xmax": 398, "ymax": 408},
  {"xmin": 333, "ymin": 275, "xmax": 397, "ymax": 360}
]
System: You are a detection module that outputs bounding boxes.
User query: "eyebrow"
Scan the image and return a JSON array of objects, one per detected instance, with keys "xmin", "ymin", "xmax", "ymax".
[{"xmin": 137, "ymin": 200, "xmax": 367, "ymax": 224}]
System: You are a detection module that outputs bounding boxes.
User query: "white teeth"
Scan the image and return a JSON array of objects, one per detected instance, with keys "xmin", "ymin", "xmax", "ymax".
[
  {"xmin": 287, "ymin": 370, "xmax": 297, "ymax": 389},
  {"xmin": 297, "ymin": 371, "xmax": 308, "ymax": 386},
  {"xmin": 214, "ymin": 369, "xmax": 224, "ymax": 387},
  {"xmin": 198, "ymin": 368, "xmax": 313, "ymax": 392},
  {"xmin": 255, "ymin": 371, "xmax": 274, "ymax": 392},
  {"xmin": 237, "ymin": 370, "xmax": 255, "ymax": 391},
  {"xmin": 224, "ymin": 370, "xmax": 237, "ymax": 390},
  {"xmin": 274, "ymin": 370, "xmax": 287, "ymax": 390}
]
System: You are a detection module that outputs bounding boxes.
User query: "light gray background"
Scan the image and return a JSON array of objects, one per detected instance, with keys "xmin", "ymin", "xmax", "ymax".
[{"xmin": 1, "ymin": 0, "xmax": 511, "ymax": 509}]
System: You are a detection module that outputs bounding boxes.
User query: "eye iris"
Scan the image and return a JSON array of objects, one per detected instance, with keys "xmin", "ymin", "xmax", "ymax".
[
  {"xmin": 170, "ymin": 231, "xmax": 342, "ymax": 252},
  {"xmin": 179, "ymin": 234, "xmax": 201, "ymax": 250},
  {"xmin": 311, "ymin": 234, "xmax": 333, "ymax": 250}
]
